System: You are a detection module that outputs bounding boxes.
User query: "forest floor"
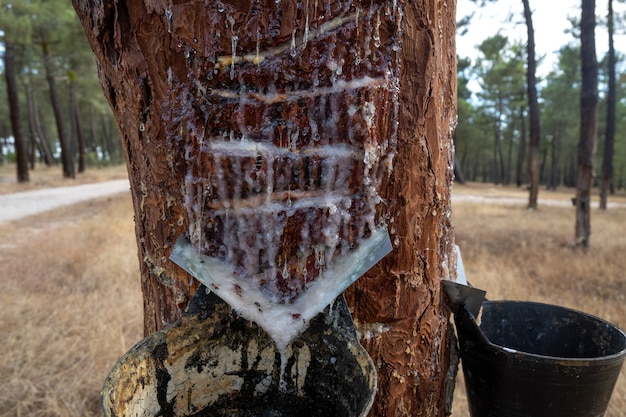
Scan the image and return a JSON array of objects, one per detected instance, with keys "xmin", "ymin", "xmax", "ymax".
[
  {"xmin": 0, "ymin": 163, "xmax": 129, "ymax": 194},
  {"xmin": 451, "ymin": 182, "xmax": 626, "ymax": 416},
  {"xmin": 0, "ymin": 163, "xmax": 624, "ymax": 416}
]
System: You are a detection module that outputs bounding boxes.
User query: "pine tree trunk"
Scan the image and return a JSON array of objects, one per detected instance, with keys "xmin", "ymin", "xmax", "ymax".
[
  {"xmin": 89, "ymin": 105, "xmax": 98, "ymax": 153},
  {"xmin": 4, "ymin": 43, "xmax": 29, "ymax": 183},
  {"xmin": 600, "ymin": 0, "xmax": 615, "ymax": 210},
  {"xmin": 548, "ymin": 127, "xmax": 562, "ymax": 190},
  {"xmin": 576, "ymin": 0, "xmax": 599, "ymax": 247},
  {"xmin": 69, "ymin": 78, "xmax": 87, "ymax": 173},
  {"xmin": 515, "ymin": 106, "xmax": 526, "ymax": 187},
  {"xmin": 100, "ymin": 113, "xmax": 113, "ymax": 162},
  {"xmin": 26, "ymin": 79, "xmax": 54, "ymax": 166},
  {"xmin": 73, "ymin": 1, "xmax": 457, "ymax": 415},
  {"xmin": 493, "ymin": 94, "xmax": 503, "ymax": 185},
  {"xmin": 345, "ymin": 2, "xmax": 457, "ymax": 413},
  {"xmin": 523, "ymin": 0, "xmax": 541, "ymax": 209},
  {"xmin": 41, "ymin": 36, "xmax": 75, "ymax": 178}
]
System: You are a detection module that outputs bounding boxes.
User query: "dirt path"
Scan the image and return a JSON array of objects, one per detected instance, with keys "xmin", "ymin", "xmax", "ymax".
[
  {"xmin": 0, "ymin": 179, "xmax": 130, "ymax": 223},
  {"xmin": 452, "ymin": 194, "xmax": 626, "ymax": 209},
  {"xmin": 1, "ymin": 179, "xmax": 623, "ymax": 224}
]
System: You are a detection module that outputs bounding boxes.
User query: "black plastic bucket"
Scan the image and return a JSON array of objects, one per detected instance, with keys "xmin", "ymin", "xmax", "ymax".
[
  {"xmin": 455, "ymin": 301, "xmax": 626, "ymax": 417},
  {"xmin": 102, "ymin": 287, "xmax": 377, "ymax": 417}
]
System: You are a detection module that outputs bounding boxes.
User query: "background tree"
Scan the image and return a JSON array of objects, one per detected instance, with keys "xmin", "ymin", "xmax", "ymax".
[
  {"xmin": 4, "ymin": 45, "xmax": 29, "ymax": 182},
  {"xmin": 68, "ymin": 70, "xmax": 86, "ymax": 173},
  {"xmin": 1, "ymin": 0, "xmax": 121, "ymax": 174},
  {"xmin": 474, "ymin": 35, "xmax": 526, "ymax": 184},
  {"xmin": 456, "ymin": 2, "xmax": 625, "ymax": 191},
  {"xmin": 72, "ymin": 0, "xmax": 457, "ymax": 415},
  {"xmin": 515, "ymin": 104, "xmax": 527, "ymax": 186},
  {"xmin": 1, "ymin": 2, "xmax": 32, "ymax": 182},
  {"xmin": 455, "ymin": 55, "xmax": 473, "ymax": 184},
  {"xmin": 576, "ymin": 0, "xmax": 599, "ymax": 247},
  {"xmin": 32, "ymin": 0, "xmax": 78, "ymax": 178},
  {"xmin": 523, "ymin": 0, "xmax": 541, "ymax": 209},
  {"xmin": 615, "ymin": 60, "xmax": 626, "ymax": 189},
  {"xmin": 542, "ymin": 46, "xmax": 581, "ymax": 189},
  {"xmin": 600, "ymin": 0, "xmax": 616, "ymax": 209},
  {"xmin": 23, "ymin": 75, "xmax": 55, "ymax": 166}
]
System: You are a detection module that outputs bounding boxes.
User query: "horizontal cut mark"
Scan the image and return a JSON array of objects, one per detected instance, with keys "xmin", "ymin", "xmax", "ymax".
[
  {"xmin": 202, "ymin": 141, "xmax": 359, "ymax": 159},
  {"xmin": 215, "ymin": 10, "xmax": 365, "ymax": 69},
  {"xmin": 202, "ymin": 189, "xmax": 355, "ymax": 213},
  {"xmin": 208, "ymin": 76, "xmax": 388, "ymax": 104}
]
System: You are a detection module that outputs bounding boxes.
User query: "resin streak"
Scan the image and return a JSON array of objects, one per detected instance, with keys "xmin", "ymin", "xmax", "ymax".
[{"xmin": 165, "ymin": 0, "xmax": 402, "ymax": 304}]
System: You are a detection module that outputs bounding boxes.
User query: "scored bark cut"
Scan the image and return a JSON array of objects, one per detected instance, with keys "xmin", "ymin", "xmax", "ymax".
[{"xmin": 166, "ymin": 0, "xmax": 401, "ymax": 314}]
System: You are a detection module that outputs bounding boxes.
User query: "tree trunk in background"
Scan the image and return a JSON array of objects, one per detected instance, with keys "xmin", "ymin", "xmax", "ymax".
[
  {"xmin": 566, "ymin": 154, "xmax": 578, "ymax": 187},
  {"xmin": 548, "ymin": 126, "xmax": 562, "ymax": 190},
  {"xmin": 576, "ymin": 0, "xmax": 599, "ymax": 247},
  {"xmin": 515, "ymin": 105, "xmax": 526, "ymax": 187},
  {"xmin": 523, "ymin": 0, "xmax": 540, "ymax": 209},
  {"xmin": 89, "ymin": 106, "xmax": 98, "ymax": 153},
  {"xmin": 600, "ymin": 0, "xmax": 615, "ymax": 210},
  {"xmin": 25, "ymin": 79, "xmax": 55, "ymax": 166},
  {"xmin": 505, "ymin": 123, "xmax": 514, "ymax": 185},
  {"xmin": 76, "ymin": 109, "xmax": 86, "ymax": 173},
  {"xmin": 73, "ymin": 1, "xmax": 456, "ymax": 415},
  {"xmin": 101, "ymin": 113, "xmax": 116, "ymax": 162},
  {"xmin": 41, "ymin": 37, "xmax": 75, "ymax": 178},
  {"xmin": 454, "ymin": 154, "xmax": 466, "ymax": 184},
  {"xmin": 69, "ymin": 77, "xmax": 87, "ymax": 173},
  {"xmin": 493, "ymin": 94, "xmax": 504, "ymax": 185},
  {"xmin": 4, "ymin": 43, "xmax": 30, "ymax": 183}
]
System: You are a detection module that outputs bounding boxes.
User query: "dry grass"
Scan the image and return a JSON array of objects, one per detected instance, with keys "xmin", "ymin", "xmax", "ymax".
[
  {"xmin": 451, "ymin": 183, "xmax": 626, "ymax": 417},
  {"xmin": 1, "ymin": 164, "xmax": 624, "ymax": 416},
  {"xmin": 0, "ymin": 164, "xmax": 142, "ymax": 417}
]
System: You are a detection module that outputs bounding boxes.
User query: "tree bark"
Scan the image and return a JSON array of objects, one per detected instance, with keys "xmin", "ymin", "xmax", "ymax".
[
  {"xmin": 454, "ymin": 154, "xmax": 466, "ymax": 184},
  {"xmin": 515, "ymin": 105, "xmax": 526, "ymax": 187},
  {"xmin": 345, "ymin": 2, "xmax": 457, "ymax": 413},
  {"xmin": 89, "ymin": 105, "xmax": 98, "ymax": 154},
  {"xmin": 25, "ymin": 79, "xmax": 55, "ymax": 166},
  {"xmin": 600, "ymin": 0, "xmax": 615, "ymax": 210},
  {"xmin": 493, "ymin": 94, "xmax": 504, "ymax": 185},
  {"xmin": 100, "ymin": 113, "xmax": 114, "ymax": 162},
  {"xmin": 69, "ymin": 77, "xmax": 87, "ymax": 173},
  {"xmin": 576, "ymin": 0, "xmax": 598, "ymax": 247},
  {"xmin": 72, "ymin": 1, "xmax": 456, "ymax": 415},
  {"xmin": 4, "ymin": 43, "xmax": 30, "ymax": 183},
  {"xmin": 41, "ymin": 35, "xmax": 75, "ymax": 178},
  {"xmin": 548, "ymin": 125, "xmax": 562, "ymax": 190},
  {"xmin": 523, "ymin": 0, "xmax": 540, "ymax": 209}
]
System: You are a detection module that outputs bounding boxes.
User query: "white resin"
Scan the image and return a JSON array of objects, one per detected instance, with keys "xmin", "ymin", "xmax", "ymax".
[
  {"xmin": 172, "ymin": 0, "xmax": 403, "ymax": 353},
  {"xmin": 172, "ymin": 227, "xmax": 391, "ymax": 350}
]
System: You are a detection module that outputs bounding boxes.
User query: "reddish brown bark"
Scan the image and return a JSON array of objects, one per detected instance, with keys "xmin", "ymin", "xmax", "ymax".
[
  {"xmin": 576, "ymin": 0, "xmax": 598, "ymax": 247},
  {"xmin": 72, "ymin": 0, "xmax": 456, "ymax": 415},
  {"xmin": 346, "ymin": 1, "xmax": 457, "ymax": 414}
]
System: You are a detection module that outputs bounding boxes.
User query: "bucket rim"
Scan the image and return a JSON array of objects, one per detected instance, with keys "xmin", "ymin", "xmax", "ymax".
[
  {"xmin": 101, "ymin": 291, "xmax": 379, "ymax": 417},
  {"xmin": 467, "ymin": 300, "xmax": 626, "ymax": 363}
]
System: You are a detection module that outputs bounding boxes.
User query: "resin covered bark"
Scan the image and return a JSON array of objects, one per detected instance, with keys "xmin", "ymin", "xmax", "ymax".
[{"xmin": 168, "ymin": 0, "xmax": 400, "ymax": 305}]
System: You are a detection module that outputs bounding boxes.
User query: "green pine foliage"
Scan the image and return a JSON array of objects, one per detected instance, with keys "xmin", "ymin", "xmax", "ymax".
[
  {"xmin": 0, "ymin": 0, "xmax": 121, "ymax": 168},
  {"xmin": 457, "ymin": 7, "xmax": 626, "ymax": 191}
]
